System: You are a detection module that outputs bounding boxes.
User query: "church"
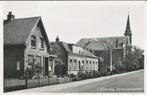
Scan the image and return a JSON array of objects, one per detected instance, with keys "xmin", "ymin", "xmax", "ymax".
[{"xmin": 76, "ymin": 15, "xmax": 132, "ymax": 73}]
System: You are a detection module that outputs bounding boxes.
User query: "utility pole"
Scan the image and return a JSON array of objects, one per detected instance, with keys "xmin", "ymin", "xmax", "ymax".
[{"xmin": 110, "ymin": 43, "xmax": 113, "ymax": 72}]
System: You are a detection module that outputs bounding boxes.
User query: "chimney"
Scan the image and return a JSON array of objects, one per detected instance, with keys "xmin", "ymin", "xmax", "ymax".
[
  {"xmin": 56, "ymin": 36, "xmax": 59, "ymax": 42},
  {"xmin": 7, "ymin": 12, "xmax": 15, "ymax": 21}
]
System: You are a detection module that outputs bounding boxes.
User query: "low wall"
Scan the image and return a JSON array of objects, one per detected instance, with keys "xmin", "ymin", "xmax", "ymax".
[{"xmin": 4, "ymin": 77, "xmax": 72, "ymax": 92}]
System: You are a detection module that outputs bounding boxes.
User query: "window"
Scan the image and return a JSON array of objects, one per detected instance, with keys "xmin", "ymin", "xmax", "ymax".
[
  {"xmin": 79, "ymin": 61, "xmax": 81, "ymax": 69},
  {"xmin": 36, "ymin": 56, "xmax": 41, "ymax": 67},
  {"xmin": 17, "ymin": 61, "xmax": 20, "ymax": 70},
  {"xmin": 31, "ymin": 35, "xmax": 36, "ymax": 48},
  {"xmin": 74, "ymin": 59, "xmax": 77, "ymax": 63},
  {"xmin": 39, "ymin": 38, "xmax": 44, "ymax": 49},
  {"xmin": 70, "ymin": 63, "xmax": 73, "ymax": 70},
  {"xmin": 27, "ymin": 55, "xmax": 34, "ymax": 69},
  {"xmin": 28, "ymin": 55, "xmax": 34, "ymax": 65},
  {"xmin": 69, "ymin": 63, "xmax": 72, "ymax": 69},
  {"xmin": 86, "ymin": 60, "xmax": 88, "ymax": 64},
  {"xmin": 79, "ymin": 50, "xmax": 81, "ymax": 54},
  {"xmin": 74, "ymin": 66, "xmax": 76, "ymax": 70},
  {"xmin": 82, "ymin": 60, "xmax": 84, "ymax": 64},
  {"xmin": 70, "ymin": 59, "xmax": 72, "ymax": 63}
]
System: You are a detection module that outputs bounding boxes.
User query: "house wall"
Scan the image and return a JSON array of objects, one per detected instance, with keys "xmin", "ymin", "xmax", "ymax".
[
  {"xmin": 72, "ymin": 45, "xmax": 83, "ymax": 54},
  {"xmin": 4, "ymin": 45, "xmax": 24, "ymax": 78},
  {"xmin": 89, "ymin": 50, "xmax": 109, "ymax": 72},
  {"xmin": 68, "ymin": 53, "xmax": 98, "ymax": 75},
  {"xmin": 24, "ymin": 23, "xmax": 49, "ymax": 76}
]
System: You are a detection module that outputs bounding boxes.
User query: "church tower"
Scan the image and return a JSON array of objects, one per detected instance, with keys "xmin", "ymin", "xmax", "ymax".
[{"xmin": 124, "ymin": 14, "xmax": 132, "ymax": 46}]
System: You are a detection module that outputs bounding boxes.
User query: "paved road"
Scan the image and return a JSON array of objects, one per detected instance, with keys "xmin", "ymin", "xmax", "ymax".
[
  {"xmin": 55, "ymin": 70, "xmax": 144, "ymax": 93},
  {"xmin": 15, "ymin": 70, "xmax": 144, "ymax": 93}
]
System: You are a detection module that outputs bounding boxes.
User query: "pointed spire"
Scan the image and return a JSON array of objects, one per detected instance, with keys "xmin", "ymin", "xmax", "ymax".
[{"xmin": 124, "ymin": 14, "xmax": 132, "ymax": 36}]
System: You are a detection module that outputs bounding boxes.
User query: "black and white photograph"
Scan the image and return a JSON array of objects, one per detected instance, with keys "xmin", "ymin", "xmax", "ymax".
[{"xmin": 1, "ymin": 1, "xmax": 145, "ymax": 94}]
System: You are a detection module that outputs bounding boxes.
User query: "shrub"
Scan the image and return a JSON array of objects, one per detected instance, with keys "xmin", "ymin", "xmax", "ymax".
[
  {"xmin": 77, "ymin": 72, "xmax": 87, "ymax": 80},
  {"xmin": 86, "ymin": 72, "xmax": 93, "ymax": 79},
  {"xmin": 68, "ymin": 73, "xmax": 79, "ymax": 81},
  {"xmin": 100, "ymin": 70, "xmax": 107, "ymax": 76},
  {"xmin": 71, "ymin": 77, "xmax": 79, "ymax": 81},
  {"xmin": 69, "ymin": 73, "xmax": 76, "ymax": 78},
  {"xmin": 92, "ymin": 71, "xmax": 101, "ymax": 78}
]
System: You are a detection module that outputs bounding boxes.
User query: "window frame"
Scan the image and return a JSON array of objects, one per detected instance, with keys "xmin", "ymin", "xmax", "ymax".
[
  {"xmin": 39, "ymin": 37, "xmax": 44, "ymax": 49},
  {"xmin": 69, "ymin": 59, "xmax": 72, "ymax": 63},
  {"xmin": 31, "ymin": 35, "xmax": 36, "ymax": 48},
  {"xmin": 74, "ymin": 59, "xmax": 77, "ymax": 63}
]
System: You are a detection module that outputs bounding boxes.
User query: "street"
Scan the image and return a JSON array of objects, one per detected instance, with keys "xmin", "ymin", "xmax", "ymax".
[{"xmin": 15, "ymin": 70, "xmax": 144, "ymax": 93}]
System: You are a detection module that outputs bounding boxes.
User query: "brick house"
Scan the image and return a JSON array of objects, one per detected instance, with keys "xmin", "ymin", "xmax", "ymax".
[
  {"xmin": 51, "ymin": 37, "xmax": 98, "ymax": 76},
  {"xmin": 76, "ymin": 15, "xmax": 132, "ymax": 72},
  {"xmin": 4, "ymin": 12, "xmax": 55, "ymax": 78}
]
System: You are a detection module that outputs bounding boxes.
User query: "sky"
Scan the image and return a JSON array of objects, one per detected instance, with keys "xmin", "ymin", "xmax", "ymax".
[{"xmin": 1, "ymin": 1, "xmax": 145, "ymax": 50}]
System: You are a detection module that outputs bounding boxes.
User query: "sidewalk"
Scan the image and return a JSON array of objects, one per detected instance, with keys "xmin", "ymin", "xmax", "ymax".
[{"xmin": 13, "ymin": 69, "xmax": 144, "ymax": 93}]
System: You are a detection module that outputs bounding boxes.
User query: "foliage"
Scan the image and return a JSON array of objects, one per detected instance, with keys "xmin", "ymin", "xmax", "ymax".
[
  {"xmin": 91, "ymin": 71, "xmax": 102, "ymax": 78},
  {"xmin": 124, "ymin": 46, "xmax": 144, "ymax": 71},
  {"xmin": 77, "ymin": 71, "xmax": 103, "ymax": 80},
  {"xmin": 55, "ymin": 64, "xmax": 67, "ymax": 78},
  {"xmin": 26, "ymin": 63, "xmax": 43, "ymax": 79},
  {"xmin": 32, "ymin": 63, "xmax": 43, "ymax": 79},
  {"xmin": 69, "ymin": 73, "xmax": 76, "ymax": 78},
  {"xmin": 77, "ymin": 72, "xmax": 88, "ymax": 80},
  {"xmin": 68, "ymin": 73, "xmax": 79, "ymax": 81}
]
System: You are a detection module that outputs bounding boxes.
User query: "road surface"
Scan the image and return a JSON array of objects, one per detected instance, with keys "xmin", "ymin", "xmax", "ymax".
[{"xmin": 15, "ymin": 70, "xmax": 144, "ymax": 93}]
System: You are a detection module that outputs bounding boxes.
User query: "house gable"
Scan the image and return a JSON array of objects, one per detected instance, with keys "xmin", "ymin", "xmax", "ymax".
[{"xmin": 25, "ymin": 18, "xmax": 50, "ymax": 54}]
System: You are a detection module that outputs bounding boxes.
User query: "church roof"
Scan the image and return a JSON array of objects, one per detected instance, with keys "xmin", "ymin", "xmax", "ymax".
[
  {"xmin": 76, "ymin": 36, "xmax": 125, "ymax": 51},
  {"xmin": 84, "ymin": 41, "xmax": 108, "ymax": 51}
]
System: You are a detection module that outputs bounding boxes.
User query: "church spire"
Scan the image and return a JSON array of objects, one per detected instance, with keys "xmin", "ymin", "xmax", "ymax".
[
  {"xmin": 124, "ymin": 14, "xmax": 132, "ymax": 45},
  {"xmin": 124, "ymin": 14, "xmax": 132, "ymax": 36}
]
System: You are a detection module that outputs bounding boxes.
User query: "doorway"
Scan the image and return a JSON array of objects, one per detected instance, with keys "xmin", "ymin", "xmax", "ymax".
[{"xmin": 45, "ymin": 57, "xmax": 48, "ymax": 76}]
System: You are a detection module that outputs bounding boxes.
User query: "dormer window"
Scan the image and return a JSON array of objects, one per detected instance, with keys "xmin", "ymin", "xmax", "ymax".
[
  {"xmin": 31, "ymin": 35, "xmax": 36, "ymax": 48},
  {"xmin": 39, "ymin": 38, "xmax": 44, "ymax": 49}
]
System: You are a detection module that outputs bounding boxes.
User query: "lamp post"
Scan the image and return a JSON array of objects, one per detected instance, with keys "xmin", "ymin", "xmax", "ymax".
[{"xmin": 25, "ymin": 69, "xmax": 28, "ymax": 88}]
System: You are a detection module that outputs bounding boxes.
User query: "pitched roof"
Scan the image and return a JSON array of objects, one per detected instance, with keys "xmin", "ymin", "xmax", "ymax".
[
  {"xmin": 76, "ymin": 36, "xmax": 125, "ymax": 51},
  {"xmin": 4, "ymin": 17, "xmax": 40, "ymax": 44},
  {"xmin": 84, "ymin": 41, "xmax": 108, "ymax": 51},
  {"xmin": 61, "ymin": 42, "xmax": 72, "ymax": 53},
  {"xmin": 79, "ymin": 49, "xmax": 97, "ymax": 58},
  {"xmin": 51, "ymin": 41, "xmax": 97, "ymax": 58},
  {"xmin": 50, "ymin": 41, "xmax": 72, "ymax": 53}
]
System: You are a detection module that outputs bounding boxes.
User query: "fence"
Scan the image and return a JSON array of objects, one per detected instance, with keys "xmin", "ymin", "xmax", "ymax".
[{"xmin": 4, "ymin": 77, "xmax": 72, "ymax": 92}]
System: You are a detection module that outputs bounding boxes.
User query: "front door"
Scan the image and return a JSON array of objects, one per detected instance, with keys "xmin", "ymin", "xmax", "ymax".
[{"xmin": 45, "ymin": 57, "xmax": 48, "ymax": 76}]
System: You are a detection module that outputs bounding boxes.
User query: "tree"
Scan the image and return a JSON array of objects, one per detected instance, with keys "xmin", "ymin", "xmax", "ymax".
[{"xmin": 124, "ymin": 45, "xmax": 144, "ymax": 71}]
